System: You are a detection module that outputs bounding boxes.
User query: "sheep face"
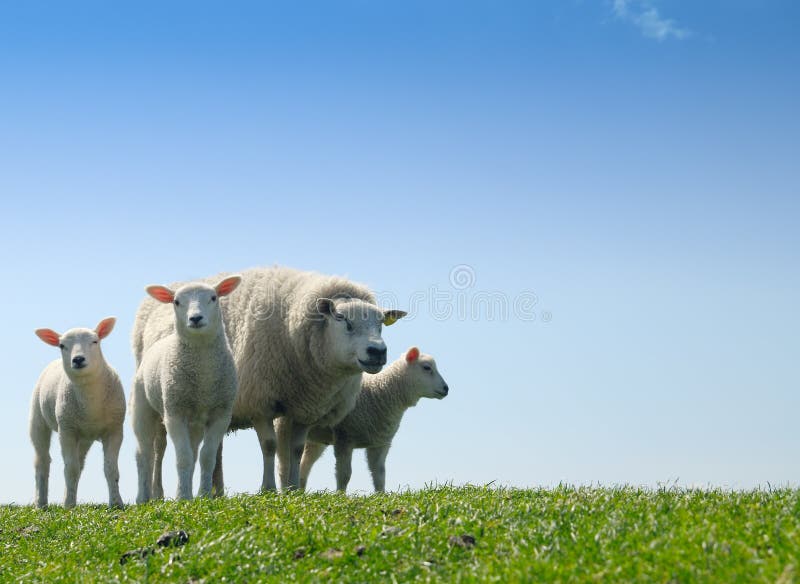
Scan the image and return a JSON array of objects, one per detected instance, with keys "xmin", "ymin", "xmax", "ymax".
[
  {"xmin": 405, "ymin": 347, "xmax": 449, "ymax": 399},
  {"xmin": 172, "ymin": 284, "xmax": 224, "ymax": 337},
  {"xmin": 146, "ymin": 276, "xmax": 242, "ymax": 338},
  {"xmin": 317, "ymin": 298, "xmax": 407, "ymax": 375},
  {"xmin": 35, "ymin": 317, "xmax": 116, "ymax": 377},
  {"xmin": 58, "ymin": 329, "xmax": 105, "ymax": 375}
]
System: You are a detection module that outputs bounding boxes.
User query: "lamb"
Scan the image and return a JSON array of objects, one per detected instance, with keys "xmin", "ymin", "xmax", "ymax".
[
  {"xmin": 298, "ymin": 347, "xmax": 449, "ymax": 493},
  {"xmin": 130, "ymin": 276, "xmax": 241, "ymax": 502},
  {"xmin": 132, "ymin": 266, "xmax": 406, "ymax": 492},
  {"xmin": 30, "ymin": 318, "xmax": 125, "ymax": 509}
]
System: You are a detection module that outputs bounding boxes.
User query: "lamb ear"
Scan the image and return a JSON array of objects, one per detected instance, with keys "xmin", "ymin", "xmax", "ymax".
[
  {"xmin": 35, "ymin": 328, "xmax": 61, "ymax": 347},
  {"xmin": 383, "ymin": 309, "xmax": 407, "ymax": 326},
  {"xmin": 95, "ymin": 317, "xmax": 116, "ymax": 340},
  {"xmin": 215, "ymin": 275, "xmax": 242, "ymax": 297},
  {"xmin": 146, "ymin": 285, "xmax": 175, "ymax": 304},
  {"xmin": 405, "ymin": 347, "xmax": 420, "ymax": 363}
]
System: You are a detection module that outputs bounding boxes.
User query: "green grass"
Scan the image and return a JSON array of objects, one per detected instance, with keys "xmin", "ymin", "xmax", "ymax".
[{"xmin": 1, "ymin": 486, "xmax": 799, "ymax": 582}]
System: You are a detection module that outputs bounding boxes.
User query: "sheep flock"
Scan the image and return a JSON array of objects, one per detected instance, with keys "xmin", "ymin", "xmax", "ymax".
[{"xmin": 29, "ymin": 266, "xmax": 449, "ymax": 507}]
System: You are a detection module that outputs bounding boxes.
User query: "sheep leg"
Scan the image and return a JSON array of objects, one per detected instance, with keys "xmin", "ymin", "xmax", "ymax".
[
  {"xmin": 366, "ymin": 445, "xmax": 390, "ymax": 493},
  {"xmin": 211, "ymin": 440, "xmax": 224, "ymax": 497},
  {"xmin": 253, "ymin": 418, "xmax": 277, "ymax": 492},
  {"xmin": 165, "ymin": 416, "xmax": 195, "ymax": 500},
  {"xmin": 299, "ymin": 441, "xmax": 328, "ymax": 491},
  {"xmin": 77, "ymin": 438, "xmax": 93, "ymax": 473},
  {"xmin": 275, "ymin": 416, "xmax": 291, "ymax": 490},
  {"xmin": 197, "ymin": 413, "xmax": 230, "ymax": 498},
  {"xmin": 132, "ymin": 397, "xmax": 159, "ymax": 504},
  {"xmin": 30, "ymin": 411, "xmax": 52, "ymax": 509},
  {"xmin": 102, "ymin": 428, "xmax": 124, "ymax": 508},
  {"xmin": 151, "ymin": 423, "xmax": 167, "ymax": 500},
  {"xmin": 276, "ymin": 417, "xmax": 309, "ymax": 491},
  {"xmin": 189, "ymin": 424, "xmax": 203, "ymax": 468},
  {"xmin": 288, "ymin": 424, "xmax": 310, "ymax": 490},
  {"xmin": 333, "ymin": 442, "xmax": 354, "ymax": 492},
  {"xmin": 60, "ymin": 431, "xmax": 82, "ymax": 508}
]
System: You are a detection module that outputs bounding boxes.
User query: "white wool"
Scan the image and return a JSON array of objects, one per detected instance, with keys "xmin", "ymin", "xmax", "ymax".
[
  {"xmin": 131, "ymin": 266, "xmax": 406, "ymax": 491},
  {"xmin": 300, "ymin": 348, "xmax": 448, "ymax": 492},
  {"xmin": 29, "ymin": 318, "xmax": 125, "ymax": 508},
  {"xmin": 130, "ymin": 277, "xmax": 240, "ymax": 502}
]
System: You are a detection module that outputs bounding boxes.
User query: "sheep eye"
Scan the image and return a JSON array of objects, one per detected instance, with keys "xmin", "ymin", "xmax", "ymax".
[
  {"xmin": 93, "ymin": 340, "xmax": 98, "ymax": 345},
  {"xmin": 211, "ymin": 296, "xmax": 217, "ymax": 302},
  {"xmin": 59, "ymin": 344, "xmax": 65, "ymax": 350},
  {"xmin": 422, "ymin": 364, "xmax": 432, "ymax": 372},
  {"xmin": 174, "ymin": 300, "xmax": 180, "ymax": 307}
]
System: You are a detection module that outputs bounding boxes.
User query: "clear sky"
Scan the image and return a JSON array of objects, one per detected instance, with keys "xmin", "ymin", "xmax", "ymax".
[{"xmin": 1, "ymin": 1, "xmax": 798, "ymax": 504}]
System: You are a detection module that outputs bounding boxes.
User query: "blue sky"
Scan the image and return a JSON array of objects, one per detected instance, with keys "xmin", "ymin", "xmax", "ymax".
[{"xmin": 1, "ymin": 1, "xmax": 798, "ymax": 504}]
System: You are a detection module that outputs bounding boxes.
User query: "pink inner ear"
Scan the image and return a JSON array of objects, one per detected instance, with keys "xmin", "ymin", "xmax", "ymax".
[
  {"xmin": 36, "ymin": 329, "xmax": 61, "ymax": 347},
  {"xmin": 216, "ymin": 277, "xmax": 241, "ymax": 297},
  {"xmin": 96, "ymin": 318, "xmax": 115, "ymax": 339},
  {"xmin": 406, "ymin": 347, "xmax": 420, "ymax": 362},
  {"xmin": 147, "ymin": 286, "xmax": 175, "ymax": 303}
]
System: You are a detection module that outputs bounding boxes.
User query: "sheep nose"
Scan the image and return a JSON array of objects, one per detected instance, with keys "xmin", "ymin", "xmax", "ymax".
[
  {"xmin": 189, "ymin": 315, "xmax": 203, "ymax": 325},
  {"xmin": 72, "ymin": 356, "xmax": 86, "ymax": 367},
  {"xmin": 366, "ymin": 345, "xmax": 387, "ymax": 362},
  {"xmin": 442, "ymin": 384, "xmax": 449, "ymax": 395}
]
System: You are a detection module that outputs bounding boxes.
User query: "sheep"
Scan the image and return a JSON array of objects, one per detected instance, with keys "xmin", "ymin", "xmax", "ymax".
[
  {"xmin": 298, "ymin": 346, "xmax": 449, "ymax": 493},
  {"xmin": 130, "ymin": 276, "xmax": 241, "ymax": 502},
  {"xmin": 132, "ymin": 266, "xmax": 406, "ymax": 492},
  {"xmin": 29, "ymin": 318, "xmax": 124, "ymax": 509}
]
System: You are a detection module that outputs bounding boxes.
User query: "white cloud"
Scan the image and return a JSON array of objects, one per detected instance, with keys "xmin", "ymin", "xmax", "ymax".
[{"xmin": 613, "ymin": 0, "xmax": 690, "ymax": 41}]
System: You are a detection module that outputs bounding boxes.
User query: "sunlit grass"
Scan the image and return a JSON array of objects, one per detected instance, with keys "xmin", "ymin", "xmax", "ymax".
[{"xmin": 2, "ymin": 486, "xmax": 798, "ymax": 582}]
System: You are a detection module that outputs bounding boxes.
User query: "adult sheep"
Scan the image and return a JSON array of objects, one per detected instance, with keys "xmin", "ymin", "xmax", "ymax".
[{"xmin": 132, "ymin": 266, "xmax": 406, "ymax": 491}]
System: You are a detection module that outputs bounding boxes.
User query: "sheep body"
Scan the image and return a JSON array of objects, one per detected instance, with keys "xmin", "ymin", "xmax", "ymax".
[
  {"xmin": 30, "ymin": 318, "xmax": 124, "ymax": 508},
  {"xmin": 132, "ymin": 266, "xmax": 405, "ymax": 491},
  {"xmin": 299, "ymin": 347, "xmax": 448, "ymax": 492},
  {"xmin": 130, "ymin": 277, "xmax": 240, "ymax": 502}
]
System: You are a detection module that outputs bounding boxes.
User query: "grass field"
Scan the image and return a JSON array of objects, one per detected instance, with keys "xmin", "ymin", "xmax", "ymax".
[{"xmin": 1, "ymin": 486, "xmax": 799, "ymax": 582}]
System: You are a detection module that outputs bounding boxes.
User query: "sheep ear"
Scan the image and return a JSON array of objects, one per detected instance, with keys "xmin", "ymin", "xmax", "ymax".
[
  {"xmin": 95, "ymin": 317, "xmax": 116, "ymax": 340},
  {"xmin": 383, "ymin": 310, "xmax": 407, "ymax": 326},
  {"xmin": 405, "ymin": 347, "xmax": 420, "ymax": 362},
  {"xmin": 215, "ymin": 275, "xmax": 242, "ymax": 297},
  {"xmin": 146, "ymin": 285, "xmax": 175, "ymax": 304},
  {"xmin": 35, "ymin": 329, "xmax": 61, "ymax": 347},
  {"xmin": 316, "ymin": 298, "xmax": 335, "ymax": 317}
]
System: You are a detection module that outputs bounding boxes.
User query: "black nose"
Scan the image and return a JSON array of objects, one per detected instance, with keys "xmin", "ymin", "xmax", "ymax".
[
  {"xmin": 442, "ymin": 384, "xmax": 449, "ymax": 395},
  {"xmin": 366, "ymin": 346, "xmax": 387, "ymax": 360},
  {"xmin": 72, "ymin": 356, "xmax": 86, "ymax": 366},
  {"xmin": 189, "ymin": 315, "xmax": 203, "ymax": 325}
]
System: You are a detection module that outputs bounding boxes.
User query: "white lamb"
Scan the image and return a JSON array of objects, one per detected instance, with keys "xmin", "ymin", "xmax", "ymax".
[
  {"xmin": 132, "ymin": 266, "xmax": 406, "ymax": 492},
  {"xmin": 130, "ymin": 276, "xmax": 241, "ymax": 502},
  {"xmin": 30, "ymin": 318, "xmax": 125, "ymax": 509},
  {"xmin": 298, "ymin": 347, "xmax": 449, "ymax": 493}
]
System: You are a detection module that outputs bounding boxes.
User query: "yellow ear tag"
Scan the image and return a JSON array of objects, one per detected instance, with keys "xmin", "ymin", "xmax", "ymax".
[{"xmin": 383, "ymin": 314, "xmax": 398, "ymax": 326}]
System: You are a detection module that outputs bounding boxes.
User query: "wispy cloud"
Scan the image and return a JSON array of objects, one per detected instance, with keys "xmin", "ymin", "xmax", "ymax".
[{"xmin": 613, "ymin": 0, "xmax": 690, "ymax": 41}]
